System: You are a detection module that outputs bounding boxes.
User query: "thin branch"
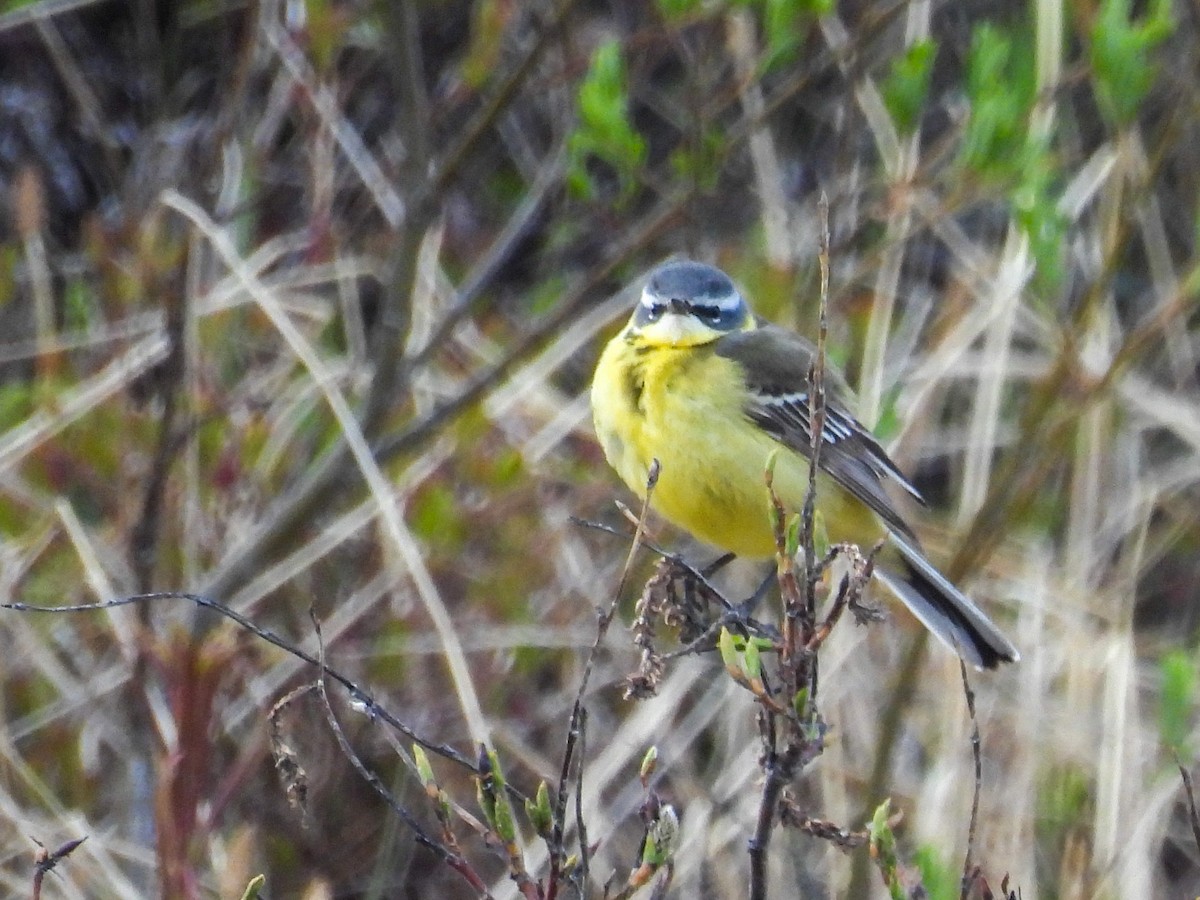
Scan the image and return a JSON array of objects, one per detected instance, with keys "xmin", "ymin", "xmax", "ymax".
[
  {"xmin": 129, "ymin": 256, "xmax": 188, "ymax": 595},
  {"xmin": 747, "ymin": 741, "xmax": 804, "ymax": 900},
  {"xmin": 430, "ymin": 0, "xmax": 579, "ymax": 197},
  {"xmin": 0, "ymin": 592, "xmax": 480, "ymax": 774},
  {"xmin": 748, "ymin": 194, "xmax": 833, "ymax": 900},
  {"xmin": 198, "ymin": 196, "xmax": 682, "ymax": 617},
  {"xmin": 803, "ymin": 192, "xmax": 831, "ymax": 635},
  {"xmin": 959, "ymin": 658, "xmax": 982, "ymax": 900},
  {"xmin": 574, "ymin": 707, "xmax": 590, "ymax": 891},
  {"xmin": 308, "ymin": 610, "xmax": 494, "ymax": 898},
  {"xmin": 32, "ymin": 836, "xmax": 87, "ymax": 900},
  {"xmin": 407, "ymin": 141, "xmax": 569, "ymax": 373},
  {"xmin": 568, "ymin": 515, "xmax": 751, "ymax": 619},
  {"xmin": 548, "ymin": 460, "xmax": 660, "ymax": 900}
]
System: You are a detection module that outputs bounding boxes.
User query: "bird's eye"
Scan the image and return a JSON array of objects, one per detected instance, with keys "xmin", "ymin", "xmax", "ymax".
[
  {"xmin": 646, "ymin": 303, "xmax": 665, "ymax": 321},
  {"xmin": 697, "ymin": 306, "xmax": 722, "ymax": 324}
]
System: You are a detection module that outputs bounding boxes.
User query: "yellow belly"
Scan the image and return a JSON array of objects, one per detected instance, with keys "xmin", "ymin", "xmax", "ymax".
[{"xmin": 591, "ymin": 335, "xmax": 881, "ymax": 558}]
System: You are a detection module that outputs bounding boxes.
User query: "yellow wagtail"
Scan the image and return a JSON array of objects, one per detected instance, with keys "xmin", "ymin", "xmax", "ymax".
[{"xmin": 591, "ymin": 260, "xmax": 1018, "ymax": 668}]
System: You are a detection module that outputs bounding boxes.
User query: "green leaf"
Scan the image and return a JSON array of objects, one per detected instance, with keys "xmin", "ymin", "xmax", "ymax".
[
  {"xmin": 913, "ymin": 845, "xmax": 957, "ymax": 900},
  {"xmin": 656, "ymin": 0, "xmax": 705, "ymax": 19},
  {"xmin": 961, "ymin": 25, "xmax": 1036, "ymax": 176},
  {"xmin": 960, "ymin": 22, "xmax": 1065, "ymax": 292},
  {"xmin": 669, "ymin": 129, "xmax": 725, "ymax": 191},
  {"xmin": 525, "ymin": 780, "xmax": 553, "ymax": 837},
  {"xmin": 761, "ymin": 0, "xmax": 809, "ymax": 72},
  {"xmin": 881, "ymin": 40, "xmax": 937, "ymax": 135},
  {"xmin": 742, "ymin": 638, "xmax": 762, "ymax": 680},
  {"xmin": 1090, "ymin": 0, "xmax": 1173, "ymax": 126},
  {"xmin": 567, "ymin": 41, "xmax": 646, "ymax": 200},
  {"xmin": 63, "ymin": 278, "xmax": 94, "ymax": 331},
  {"xmin": 413, "ymin": 744, "xmax": 436, "ymax": 788},
  {"xmin": 0, "ymin": 381, "xmax": 33, "ymax": 431},
  {"xmin": 811, "ymin": 508, "xmax": 829, "ymax": 560},
  {"xmin": 786, "ymin": 513, "xmax": 801, "ymax": 558},
  {"xmin": 1160, "ymin": 649, "xmax": 1197, "ymax": 752},
  {"xmin": 718, "ymin": 627, "xmax": 741, "ymax": 673},
  {"xmin": 459, "ymin": 0, "xmax": 511, "ymax": 89},
  {"xmin": 868, "ymin": 799, "xmax": 906, "ymax": 900},
  {"xmin": 485, "ymin": 749, "xmax": 516, "ymax": 844}
]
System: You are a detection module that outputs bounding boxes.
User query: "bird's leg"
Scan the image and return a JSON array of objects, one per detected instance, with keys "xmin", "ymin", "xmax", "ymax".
[
  {"xmin": 731, "ymin": 569, "xmax": 777, "ymax": 622},
  {"xmin": 700, "ymin": 552, "xmax": 737, "ymax": 578}
]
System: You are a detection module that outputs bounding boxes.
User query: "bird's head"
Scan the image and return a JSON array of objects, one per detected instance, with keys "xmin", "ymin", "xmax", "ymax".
[{"xmin": 628, "ymin": 260, "xmax": 754, "ymax": 347}]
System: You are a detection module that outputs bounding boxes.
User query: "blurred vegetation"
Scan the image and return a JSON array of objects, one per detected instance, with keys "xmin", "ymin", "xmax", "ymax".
[{"xmin": 0, "ymin": 0, "xmax": 1197, "ymax": 897}]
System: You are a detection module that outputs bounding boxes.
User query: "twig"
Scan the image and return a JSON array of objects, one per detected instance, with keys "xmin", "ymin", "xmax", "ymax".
[
  {"xmin": 747, "ymin": 741, "xmax": 804, "ymax": 900},
  {"xmin": 407, "ymin": 141, "xmax": 569, "ymax": 373},
  {"xmin": 803, "ymin": 192, "xmax": 831, "ymax": 635},
  {"xmin": 430, "ymin": 0, "xmax": 579, "ymax": 197},
  {"xmin": 747, "ymin": 193, "xmax": 833, "ymax": 900},
  {"xmin": 309, "ymin": 608, "xmax": 495, "ymax": 898},
  {"xmin": 778, "ymin": 795, "xmax": 868, "ymax": 851},
  {"xmin": 32, "ymin": 836, "xmax": 87, "ymax": 900},
  {"xmin": 569, "ymin": 516, "xmax": 745, "ymax": 617},
  {"xmin": 548, "ymin": 461, "xmax": 660, "ymax": 900},
  {"xmin": 575, "ymin": 707, "xmax": 590, "ymax": 891},
  {"xmin": 848, "ymin": 635, "xmax": 925, "ymax": 897},
  {"xmin": 959, "ymin": 658, "xmax": 981, "ymax": 900},
  {"xmin": 804, "ymin": 544, "xmax": 880, "ymax": 653},
  {"xmin": 0, "ymin": 593, "xmax": 480, "ymax": 774},
  {"xmin": 198, "ymin": 196, "xmax": 682, "ymax": 622},
  {"xmin": 129, "ymin": 246, "xmax": 188, "ymax": 595}
]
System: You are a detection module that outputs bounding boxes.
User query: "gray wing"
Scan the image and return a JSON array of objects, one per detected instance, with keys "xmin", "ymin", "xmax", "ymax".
[{"xmin": 714, "ymin": 325, "xmax": 923, "ymax": 543}]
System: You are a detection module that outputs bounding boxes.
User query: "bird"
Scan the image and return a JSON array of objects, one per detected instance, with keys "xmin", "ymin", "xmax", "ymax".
[{"xmin": 590, "ymin": 259, "xmax": 1018, "ymax": 669}]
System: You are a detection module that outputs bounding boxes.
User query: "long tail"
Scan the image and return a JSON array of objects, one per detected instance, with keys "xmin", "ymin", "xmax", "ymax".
[{"xmin": 874, "ymin": 532, "xmax": 1019, "ymax": 669}]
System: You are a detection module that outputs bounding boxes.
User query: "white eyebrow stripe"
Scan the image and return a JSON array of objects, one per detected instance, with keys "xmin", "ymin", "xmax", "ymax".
[
  {"xmin": 642, "ymin": 288, "xmax": 743, "ymax": 312},
  {"xmin": 711, "ymin": 291, "xmax": 743, "ymax": 311}
]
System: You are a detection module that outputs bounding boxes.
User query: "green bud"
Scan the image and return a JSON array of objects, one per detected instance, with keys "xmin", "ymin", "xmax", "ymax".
[
  {"xmin": 812, "ymin": 509, "xmax": 829, "ymax": 559},
  {"xmin": 869, "ymin": 798, "xmax": 893, "ymax": 842},
  {"xmin": 476, "ymin": 779, "xmax": 496, "ymax": 829},
  {"xmin": 642, "ymin": 805, "xmax": 680, "ymax": 866},
  {"xmin": 792, "ymin": 687, "xmax": 809, "ymax": 719},
  {"xmin": 718, "ymin": 627, "xmax": 740, "ymax": 674},
  {"xmin": 413, "ymin": 745, "xmax": 435, "ymax": 788},
  {"xmin": 485, "ymin": 749, "xmax": 516, "ymax": 844},
  {"xmin": 764, "ymin": 449, "xmax": 780, "ymax": 483},
  {"xmin": 743, "ymin": 639, "xmax": 762, "ymax": 681},
  {"xmin": 238, "ymin": 875, "xmax": 266, "ymax": 900},
  {"xmin": 526, "ymin": 781, "xmax": 553, "ymax": 837},
  {"xmin": 869, "ymin": 798, "xmax": 904, "ymax": 900},
  {"xmin": 476, "ymin": 746, "xmax": 497, "ymax": 827},
  {"xmin": 486, "ymin": 749, "xmax": 507, "ymax": 792},
  {"xmin": 639, "ymin": 746, "xmax": 659, "ymax": 785},
  {"xmin": 786, "ymin": 514, "xmax": 801, "ymax": 557},
  {"xmin": 493, "ymin": 790, "xmax": 516, "ymax": 844}
]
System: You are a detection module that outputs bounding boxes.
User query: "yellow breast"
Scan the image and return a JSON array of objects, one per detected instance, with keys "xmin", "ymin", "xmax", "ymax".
[{"xmin": 591, "ymin": 331, "xmax": 879, "ymax": 558}]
